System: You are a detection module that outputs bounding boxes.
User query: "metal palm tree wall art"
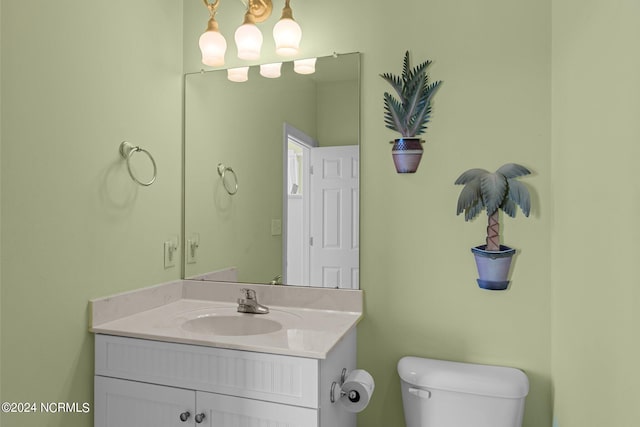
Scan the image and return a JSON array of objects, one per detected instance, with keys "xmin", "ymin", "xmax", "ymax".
[{"xmin": 455, "ymin": 163, "xmax": 532, "ymax": 290}]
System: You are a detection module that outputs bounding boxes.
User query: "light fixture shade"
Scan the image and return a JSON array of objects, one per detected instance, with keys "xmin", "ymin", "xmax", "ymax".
[
  {"xmin": 235, "ymin": 23, "xmax": 263, "ymax": 60},
  {"xmin": 199, "ymin": 30, "xmax": 227, "ymax": 67},
  {"xmin": 273, "ymin": 18, "xmax": 302, "ymax": 56},
  {"xmin": 227, "ymin": 66, "xmax": 250, "ymax": 82},
  {"xmin": 260, "ymin": 62, "xmax": 282, "ymax": 78},
  {"xmin": 294, "ymin": 57, "xmax": 316, "ymax": 75}
]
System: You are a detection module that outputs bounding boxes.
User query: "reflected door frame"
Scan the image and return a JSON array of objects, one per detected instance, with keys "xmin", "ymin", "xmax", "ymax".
[{"xmin": 283, "ymin": 123, "xmax": 317, "ymax": 285}]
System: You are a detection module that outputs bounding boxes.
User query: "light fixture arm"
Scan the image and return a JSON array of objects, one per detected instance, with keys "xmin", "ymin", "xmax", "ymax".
[
  {"xmin": 241, "ymin": 8, "xmax": 257, "ymax": 25},
  {"xmin": 203, "ymin": 0, "xmax": 220, "ymax": 16},
  {"xmin": 279, "ymin": 0, "xmax": 294, "ymax": 20},
  {"xmin": 245, "ymin": 0, "xmax": 272, "ymax": 23},
  {"xmin": 203, "ymin": 0, "xmax": 221, "ymax": 30}
]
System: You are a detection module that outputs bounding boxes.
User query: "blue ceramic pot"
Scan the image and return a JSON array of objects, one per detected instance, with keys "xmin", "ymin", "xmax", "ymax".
[{"xmin": 471, "ymin": 245, "xmax": 516, "ymax": 290}]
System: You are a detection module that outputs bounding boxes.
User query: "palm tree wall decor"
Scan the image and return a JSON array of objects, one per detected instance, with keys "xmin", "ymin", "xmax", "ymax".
[{"xmin": 454, "ymin": 163, "xmax": 532, "ymax": 290}]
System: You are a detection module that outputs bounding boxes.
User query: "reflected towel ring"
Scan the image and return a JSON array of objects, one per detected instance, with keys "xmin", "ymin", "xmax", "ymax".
[
  {"xmin": 217, "ymin": 163, "xmax": 238, "ymax": 195},
  {"xmin": 119, "ymin": 141, "xmax": 157, "ymax": 186}
]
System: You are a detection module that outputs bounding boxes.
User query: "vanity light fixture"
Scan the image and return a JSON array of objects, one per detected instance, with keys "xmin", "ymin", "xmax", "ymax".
[
  {"xmin": 293, "ymin": 57, "xmax": 316, "ymax": 75},
  {"xmin": 227, "ymin": 66, "xmax": 250, "ymax": 82},
  {"xmin": 199, "ymin": 0, "xmax": 228, "ymax": 67},
  {"xmin": 273, "ymin": 0, "xmax": 302, "ymax": 56},
  {"xmin": 259, "ymin": 62, "xmax": 282, "ymax": 78},
  {"xmin": 199, "ymin": 0, "xmax": 303, "ymax": 67}
]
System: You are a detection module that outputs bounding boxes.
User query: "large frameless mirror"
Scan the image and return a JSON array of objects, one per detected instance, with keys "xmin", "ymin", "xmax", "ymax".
[{"xmin": 184, "ymin": 52, "xmax": 360, "ymax": 288}]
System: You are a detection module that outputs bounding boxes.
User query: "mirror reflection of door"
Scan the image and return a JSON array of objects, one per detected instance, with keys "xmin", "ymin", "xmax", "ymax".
[
  {"xmin": 284, "ymin": 125, "xmax": 359, "ymax": 289},
  {"xmin": 284, "ymin": 124, "xmax": 315, "ymax": 285}
]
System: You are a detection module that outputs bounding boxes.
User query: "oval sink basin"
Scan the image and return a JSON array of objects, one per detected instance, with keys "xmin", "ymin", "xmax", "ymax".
[{"xmin": 182, "ymin": 315, "xmax": 283, "ymax": 336}]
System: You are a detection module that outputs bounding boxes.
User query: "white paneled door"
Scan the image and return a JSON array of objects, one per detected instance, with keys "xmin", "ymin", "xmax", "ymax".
[{"xmin": 309, "ymin": 145, "xmax": 359, "ymax": 289}]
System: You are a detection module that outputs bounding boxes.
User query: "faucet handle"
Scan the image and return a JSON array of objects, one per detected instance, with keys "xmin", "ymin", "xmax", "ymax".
[{"xmin": 240, "ymin": 288, "xmax": 256, "ymax": 300}]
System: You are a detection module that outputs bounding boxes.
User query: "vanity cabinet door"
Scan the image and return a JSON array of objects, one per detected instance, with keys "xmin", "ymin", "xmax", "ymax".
[
  {"xmin": 95, "ymin": 376, "xmax": 195, "ymax": 427},
  {"xmin": 196, "ymin": 390, "xmax": 318, "ymax": 427}
]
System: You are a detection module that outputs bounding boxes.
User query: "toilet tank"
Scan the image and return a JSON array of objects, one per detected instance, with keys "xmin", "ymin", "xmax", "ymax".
[{"xmin": 398, "ymin": 357, "xmax": 529, "ymax": 427}]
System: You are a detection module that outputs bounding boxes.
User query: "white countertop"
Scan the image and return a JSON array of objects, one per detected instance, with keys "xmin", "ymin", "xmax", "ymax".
[{"xmin": 90, "ymin": 280, "xmax": 363, "ymax": 359}]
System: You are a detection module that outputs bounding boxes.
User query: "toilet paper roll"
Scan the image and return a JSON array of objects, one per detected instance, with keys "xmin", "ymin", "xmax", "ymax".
[{"xmin": 339, "ymin": 369, "xmax": 375, "ymax": 413}]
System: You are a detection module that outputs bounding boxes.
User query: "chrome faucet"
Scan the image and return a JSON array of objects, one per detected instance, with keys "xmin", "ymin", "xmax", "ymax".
[{"xmin": 237, "ymin": 288, "xmax": 269, "ymax": 314}]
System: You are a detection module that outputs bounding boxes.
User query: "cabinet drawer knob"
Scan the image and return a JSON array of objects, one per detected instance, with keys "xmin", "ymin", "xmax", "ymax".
[
  {"xmin": 179, "ymin": 411, "xmax": 191, "ymax": 422},
  {"xmin": 195, "ymin": 413, "xmax": 206, "ymax": 423}
]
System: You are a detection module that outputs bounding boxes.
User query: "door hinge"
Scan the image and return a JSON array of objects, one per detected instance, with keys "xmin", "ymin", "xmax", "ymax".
[{"xmin": 309, "ymin": 237, "xmax": 314, "ymax": 246}]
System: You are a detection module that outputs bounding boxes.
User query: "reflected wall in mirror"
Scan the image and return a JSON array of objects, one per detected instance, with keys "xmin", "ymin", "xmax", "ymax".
[{"xmin": 184, "ymin": 53, "xmax": 360, "ymax": 289}]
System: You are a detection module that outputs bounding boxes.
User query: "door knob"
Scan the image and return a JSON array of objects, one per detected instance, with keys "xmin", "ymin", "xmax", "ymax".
[
  {"xmin": 179, "ymin": 411, "xmax": 191, "ymax": 422},
  {"xmin": 195, "ymin": 412, "xmax": 206, "ymax": 423}
]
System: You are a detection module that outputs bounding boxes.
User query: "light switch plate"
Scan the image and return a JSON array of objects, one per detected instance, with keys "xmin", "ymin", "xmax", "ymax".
[
  {"xmin": 271, "ymin": 219, "xmax": 282, "ymax": 236},
  {"xmin": 164, "ymin": 237, "xmax": 178, "ymax": 269},
  {"xmin": 186, "ymin": 233, "xmax": 200, "ymax": 264}
]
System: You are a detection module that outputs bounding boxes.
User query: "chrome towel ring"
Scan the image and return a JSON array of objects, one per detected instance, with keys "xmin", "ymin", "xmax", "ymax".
[
  {"xmin": 217, "ymin": 163, "xmax": 238, "ymax": 195},
  {"xmin": 119, "ymin": 141, "xmax": 157, "ymax": 187}
]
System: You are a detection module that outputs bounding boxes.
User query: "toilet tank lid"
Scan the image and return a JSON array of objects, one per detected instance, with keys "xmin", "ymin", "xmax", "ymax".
[{"xmin": 398, "ymin": 357, "xmax": 529, "ymax": 398}]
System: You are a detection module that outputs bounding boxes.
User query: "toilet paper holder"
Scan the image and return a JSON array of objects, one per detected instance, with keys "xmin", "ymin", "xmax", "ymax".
[{"xmin": 331, "ymin": 368, "xmax": 360, "ymax": 404}]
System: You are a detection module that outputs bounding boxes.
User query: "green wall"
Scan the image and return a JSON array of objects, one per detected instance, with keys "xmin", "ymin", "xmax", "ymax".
[
  {"xmin": 317, "ymin": 80, "xmax": 359, "ymax": 147},
  {"xmin": 4, "ymin": 1, "xmax": 638, "ymax": 427},
  {"xmin": 0, "ymin": 1, "xmax": 183, "ymax": 426},
  {"xmin": 551, "ymin": 1, "xmax": 640, "ymax": 426}
]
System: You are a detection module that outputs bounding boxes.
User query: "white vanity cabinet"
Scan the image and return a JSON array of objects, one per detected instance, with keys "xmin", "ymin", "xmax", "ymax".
[
  {"xmin": 94, "ymin": 376, "xmax": 317, "ymax": 426},
  {"xmin": 94, "ymin": 333, "xmax": 356, "ymax": 427}
]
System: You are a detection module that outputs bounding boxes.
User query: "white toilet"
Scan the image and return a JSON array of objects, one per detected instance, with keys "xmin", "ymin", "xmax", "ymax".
[{"xmin": 398, "ymin": 356, "xmax": 529, "ymax": 427}]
